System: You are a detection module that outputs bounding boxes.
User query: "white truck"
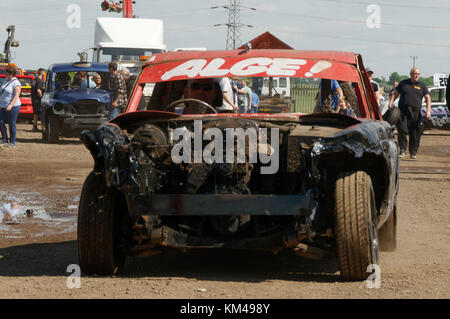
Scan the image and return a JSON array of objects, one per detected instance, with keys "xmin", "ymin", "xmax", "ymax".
[{"xmin": 93, "ymin": 17, "xmax": 167, "ymax": 75}]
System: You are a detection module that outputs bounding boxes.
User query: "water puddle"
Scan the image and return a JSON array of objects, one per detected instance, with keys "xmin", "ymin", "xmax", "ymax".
[{"xmin": 0, "ymin": 188, "xmax": 79, "ymax": 239}]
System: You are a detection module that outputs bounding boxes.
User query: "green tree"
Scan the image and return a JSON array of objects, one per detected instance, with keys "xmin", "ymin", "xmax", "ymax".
[
  {"xmin": 422, "ymin": 76, "xmax": 433, "ymax": 87},
  {"xmin": 388, "ymin": 72, "xmax": 408, "ymax": 84}
]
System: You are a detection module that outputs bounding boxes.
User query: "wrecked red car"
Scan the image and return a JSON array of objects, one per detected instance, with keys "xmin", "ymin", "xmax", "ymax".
[{"xmin": 78, "ymin": 49, "xmax": 399, "ymax": 280}]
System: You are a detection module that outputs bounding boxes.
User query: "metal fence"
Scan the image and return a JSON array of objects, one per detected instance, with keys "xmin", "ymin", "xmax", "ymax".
[
  {"xmin": 291, "ymin": 83, "xmax": 319, "ymax": 113},
  {"xmin": 290, "ymin": 83, "xmax": 394, "ymax": 113}
]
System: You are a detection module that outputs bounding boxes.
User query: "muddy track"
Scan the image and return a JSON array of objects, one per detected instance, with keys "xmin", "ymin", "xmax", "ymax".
[{"xmin": 0, "ymin": 123, "xmax": 449, "ymax": 298}]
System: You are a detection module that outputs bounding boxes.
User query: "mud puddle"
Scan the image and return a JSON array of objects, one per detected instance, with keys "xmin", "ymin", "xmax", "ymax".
[{"xmin": 0, "ymin": 188, "xmax": 78, "ymax": 239}]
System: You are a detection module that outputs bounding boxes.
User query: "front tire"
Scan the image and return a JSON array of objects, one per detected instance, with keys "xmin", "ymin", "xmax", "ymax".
[
  {"xmin": 47, "ymin": 115, "xmax": 60, "ymax": 143},
  {"xmin": 334, "ymin": 171, "xmax": 379, "ymax": 280},
  {"xmin": 77, "ymin": 171, "xmax": 129, "ymax": 275}
]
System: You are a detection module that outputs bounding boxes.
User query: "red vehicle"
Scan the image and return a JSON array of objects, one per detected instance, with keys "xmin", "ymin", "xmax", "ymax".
[
  {"xmin": 78, "ymin": 49, "xmax": 399, "ymax": 280},
  {"xmin": 1, "ymin": 74, "xmax": 35, "ymax": 119}
]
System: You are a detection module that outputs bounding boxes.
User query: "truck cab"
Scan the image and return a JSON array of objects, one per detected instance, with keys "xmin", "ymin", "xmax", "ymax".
[{"xmin": 93, "ymin": 17, "xmax": 167, "ymax": 76}]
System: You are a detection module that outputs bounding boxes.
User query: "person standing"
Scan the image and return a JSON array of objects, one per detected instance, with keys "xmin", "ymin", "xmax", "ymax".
[
  {"xmin": 250, "ymin": 91, "xmax": 259, "ymax": 113},
  {"xmin": 388, "ymin": 67, "xmax": 431, "ymax": 159},
  {"xmin": 107, "ymin": 62, "xmax": 128, "ymax": 120},
  {"xmin": 31, "ymin": 68, "xmax": 45, "ymax": 131},
  {"xmin": 234, "ymin": 79, "xmax": 252, "ymax": 113},
  {"xmin": 215, "ymin": 77, "xmax": 238, "ymax": 112},
  {"xmin": 0, "ymin": 66, "xmax": 21, "ymax": 147},
  {"xmin": 366, "ymin": 67, "xmax": 380, "ymax": 106},
  {"xmin": 121, "ymin": 67, "xmax": 133, "ymax": 99}
]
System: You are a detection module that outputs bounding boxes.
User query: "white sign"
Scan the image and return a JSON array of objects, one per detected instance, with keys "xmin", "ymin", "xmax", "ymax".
[
  {"xmin": 433, "ymin": 73, "xmax": 449, "ymax": 87},
  {"xmin": 161, "ymin": 58, "xmax": 333, "ymax": 81}
]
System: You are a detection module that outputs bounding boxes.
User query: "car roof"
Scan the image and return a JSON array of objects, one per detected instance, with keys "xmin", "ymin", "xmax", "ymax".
[
  {"xmin": 49, "ymin": 62, "xmax": 109, "ymax": 73},
  {"xmin": 139, "ymin": 49, "xmax": 361, "ymax": 83},
  {"xmin": 145, "ymin": 49, "xmax": 359, "ymax": 66}
]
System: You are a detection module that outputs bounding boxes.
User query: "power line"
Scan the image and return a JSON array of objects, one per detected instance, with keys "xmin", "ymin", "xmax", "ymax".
[
  {"xmin": 275, "ymin": 28, "xmax": 450, "ymax": 49},
  {"xmin": 254, "ymin": 7, "xmax": 450, "ymax": 32},
  {"xmin": 318, "ymin": 0, "xmax": 450, "ymax": 10}
]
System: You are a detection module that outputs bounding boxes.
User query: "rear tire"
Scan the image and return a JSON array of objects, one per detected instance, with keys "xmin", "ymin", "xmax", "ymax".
[
  {"xmin": 334, "ymin": 171, "xmax": 379, "ymax": 280},
  {"xmin": 379, "ymin": 203, "xmax": 397, "ymax": 251},
  {"xmin": 77, "ymin": 171, "xmax": 129, "ymax": 275}
]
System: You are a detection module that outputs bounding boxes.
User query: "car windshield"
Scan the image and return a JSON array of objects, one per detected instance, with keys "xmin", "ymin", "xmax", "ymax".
[
  {"xmin": 97, "ymin": 48, "xmax": 164, "ymax": 63},
  {"xmin": 129, "ymin": 55, "xmax": 370, "ymax": 118},
  {"xmin": 135, "ymin": 76, "xmax": 362, "ymax": 118},
  {"xmin": 52, "ymin": 71, "xmax": 110, "ymax": 91}
]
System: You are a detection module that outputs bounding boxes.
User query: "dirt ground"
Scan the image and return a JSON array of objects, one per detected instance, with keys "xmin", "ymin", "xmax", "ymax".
[{"xmin": 0, "ymin": 122, "xmax": 449, "ymax": 299}]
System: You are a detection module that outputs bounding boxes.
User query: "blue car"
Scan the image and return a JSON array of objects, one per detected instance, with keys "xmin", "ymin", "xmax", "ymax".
[{"xmin": 40, "ymin": 62, "xmax": 111, "ymax": 143}]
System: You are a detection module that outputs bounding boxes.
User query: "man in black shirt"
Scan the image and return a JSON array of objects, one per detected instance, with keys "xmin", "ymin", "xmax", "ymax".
[
  {"xmin": 31, "ymin": 68, "xmax": 45, "ymax": 131},
  {"xmin": 388, "ymin": 67, "xmax": 431, "ymax": 159}
]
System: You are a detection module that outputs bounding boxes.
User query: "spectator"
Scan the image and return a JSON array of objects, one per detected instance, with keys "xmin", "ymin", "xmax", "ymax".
[
  {"xmin": 388, "ymin": 67, "xmax": 431, "ymax": 159},
  {"xmin": 31, "ymin": 68, "xmax": 45, "ymax": 131},
  {"xmin": 93, "ymin": 73, "xmax": 102, "ymax": 89},
  {"xmin": 336, "ymin": 98, "xmax": 356, "ymax": 116},
  {"xmin": 108, "ymin": 62, "xmax": 128, "ymax": 120},
  {"xmin": 81, "ymin": 72, "xmax": 97, "ymax": 89},
  {"xmin": 250, "ymin": 91, "xmax": 259, "ymax": 113},
  {"xmin": 121, "ymin": 67, "xmax": 133, "ymax": 99},
  {"xmin": 366, "ymin": 67, "xmax": 380, "ymax": 106},
  {"xmin": 0, "ymin": 66, "xmax": 21, "ymax": 147},
  {"xmin": 379, "ymin": 87, "xmax": 386, "ymax": 109},
  {"xmin": 234, "ymin": 79, "xmax": 252, "ymax": 113},
  {"xmin": 231, "ymin": 77, "xmax": 242, "ymax": 106},
  {"xmin": 366, "ymin": 68, "xmax": 380, "ymax": 105},
  {"xmin": 215, "ymin": 77, "xmax": 238, "ymax": 112}
]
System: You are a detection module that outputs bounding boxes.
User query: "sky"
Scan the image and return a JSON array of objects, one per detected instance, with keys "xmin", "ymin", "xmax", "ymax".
[{"xmin": 1, "ymin": 0, "xmax": 449, "ymax": 79}]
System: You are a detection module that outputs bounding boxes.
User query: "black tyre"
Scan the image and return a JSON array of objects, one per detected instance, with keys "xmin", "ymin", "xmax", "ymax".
[
  {"xmin": 46, "ymin": 115, "xmax": 60, "ymax": 143},
  {"xmin": 77, "ymin": 171, "xmax": 129, "ymax": 275},
  {"xmin": 378, "ymin": 203, "xmax": 397, "ymax": 251},
  {"xmin": 382, "ymin": 107, "xmax": 400, "ymax": 125},
  {"xmin": 334, "ymin": 171, "xmax": 379, "ymax": 280}
]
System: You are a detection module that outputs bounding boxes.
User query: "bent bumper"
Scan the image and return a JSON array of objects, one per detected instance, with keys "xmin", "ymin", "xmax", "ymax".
[
  {"xmin": 63, "ymin": 115, "xmax": 108, "ymax": 130},
  {"xmin": 127, "ymin": 192, "xmax": 314, "ymax": 216}
]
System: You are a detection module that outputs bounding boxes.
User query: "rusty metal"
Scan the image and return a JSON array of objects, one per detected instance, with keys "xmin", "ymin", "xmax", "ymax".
[
  {"xmin": 146, "ymin": 225, "xmax": 299, "ymax": 251},
  {"xmin": 293, "ymin": 243, "xmax": 334, "ymax": 260},
  {"xmin": 127, "ymin": 193, "xmax": 314, "ymax": 216}
]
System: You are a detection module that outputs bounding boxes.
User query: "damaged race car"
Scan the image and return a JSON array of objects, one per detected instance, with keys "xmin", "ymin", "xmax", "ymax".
[
  {"xmin": 40, "ymin": 62, "xmax": 111, "ymax": 143},
  {"xmin": 78, "ymin": 49, "xmax": 399, "ymax": 280}
]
